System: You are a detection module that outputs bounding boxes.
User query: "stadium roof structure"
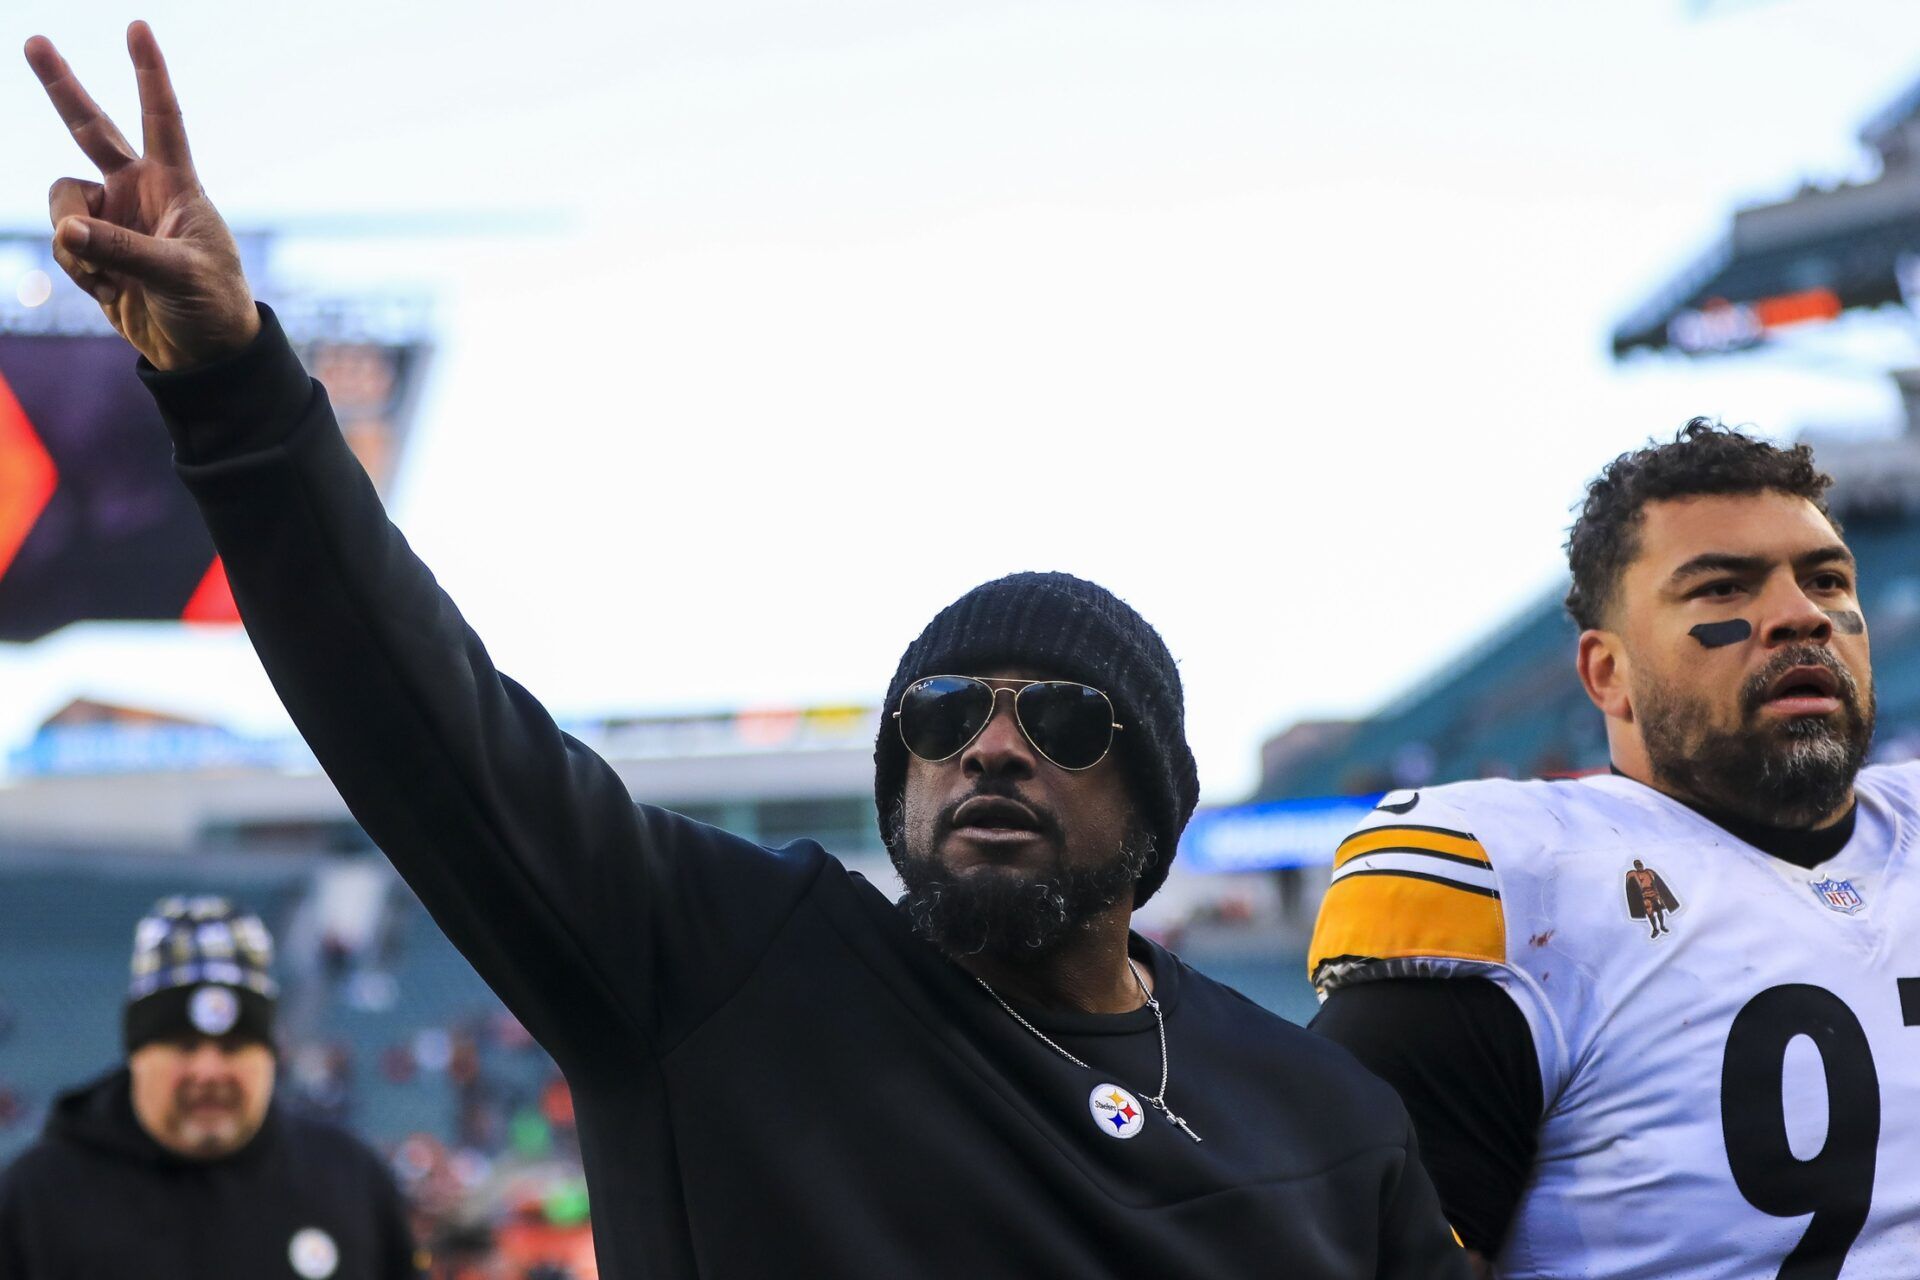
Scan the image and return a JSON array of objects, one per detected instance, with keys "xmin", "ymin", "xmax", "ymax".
[
  {"xmin": 1611, "ymin": 72, "xmax": 1920, "ymax": 358},
  {"xmin": 0, "ymin": 701, "xmax": 888, "ymax": 855}
]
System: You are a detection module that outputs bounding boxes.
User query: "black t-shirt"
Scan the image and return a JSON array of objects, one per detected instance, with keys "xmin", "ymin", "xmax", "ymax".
[
  {"xmin": 1311, "ymin": 789, "xmax": 1858, "ymax": 1257},
  {"xmin": 141, "ymin": 307, "xmax": 1470, "ymax": 1280}
]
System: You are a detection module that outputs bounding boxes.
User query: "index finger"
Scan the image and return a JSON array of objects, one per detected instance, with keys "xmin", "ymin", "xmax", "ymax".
[
  {"xmin": 23, "ymin": 35, "xmax": 140, "ymax": 175},
  {"xmin": 128, "ymin": 21, "xmax": 192, "ymax": 170}
]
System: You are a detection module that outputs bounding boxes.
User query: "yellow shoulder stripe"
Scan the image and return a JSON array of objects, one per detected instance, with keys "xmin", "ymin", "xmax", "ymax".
[
  {"xmin": 1334, "ymin": 823, "xmax": 1488, "ymax": 870},
  {"xmin": 1309, "ymin": 847, "xmax": 1506, "ymax": 984}
]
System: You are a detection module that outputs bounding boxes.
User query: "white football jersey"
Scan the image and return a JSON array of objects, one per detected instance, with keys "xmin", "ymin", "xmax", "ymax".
[{"xmin": 1308, "ymin": 765, "xmax": 1920, "ymax": 1280}]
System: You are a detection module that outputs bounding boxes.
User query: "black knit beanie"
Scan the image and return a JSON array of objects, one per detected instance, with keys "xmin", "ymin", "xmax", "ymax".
[
  {"xmin": 875, "ymin": 572, "xmax": 1200, "ymax": 906},
  {"xmin": 123, "ymin": 896, "xmax": 278, "ymax": 1055}
]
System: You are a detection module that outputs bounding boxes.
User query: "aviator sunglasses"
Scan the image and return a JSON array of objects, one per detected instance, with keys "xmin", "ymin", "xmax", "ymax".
[{"xmin": 894, "ymin": 675, "xmax": 1124, "ymax": 771}]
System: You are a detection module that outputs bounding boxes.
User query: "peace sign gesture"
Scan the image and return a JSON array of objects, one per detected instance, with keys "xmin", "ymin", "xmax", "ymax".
[{"xmin": 25, "ymin": 21, "xmax": 258, "ymax": 370}]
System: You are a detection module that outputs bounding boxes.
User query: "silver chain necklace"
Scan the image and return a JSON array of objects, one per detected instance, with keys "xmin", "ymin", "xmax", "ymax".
[{"xmin": 972, "ymin": 958, "xmax": 1202, "ymax": 1142}]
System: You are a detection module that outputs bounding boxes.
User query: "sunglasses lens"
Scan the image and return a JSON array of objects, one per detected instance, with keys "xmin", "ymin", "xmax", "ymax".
[
  {"xmin": 898, "ymin": 676, "xmax": 994, "ymax": 761},
  {"xmin": 1016, "ymin": 682, "xmax": 1115, "ymax": 769}
]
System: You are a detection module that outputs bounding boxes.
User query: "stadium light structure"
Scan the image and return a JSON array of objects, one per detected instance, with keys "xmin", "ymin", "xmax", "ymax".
[{"xmin": 1611, "ymin": 74, "xmax": 1920, "ymax": 359}]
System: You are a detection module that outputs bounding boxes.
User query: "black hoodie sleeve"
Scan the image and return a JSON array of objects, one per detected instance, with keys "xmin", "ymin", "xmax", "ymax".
[
  {"xmin": 1311, "ymin": 978, "xmax": 1541, "ymax": 1258},
  {"xmin": 140, "ymin": 308, "xmax": 826, "ymax": 1063}
]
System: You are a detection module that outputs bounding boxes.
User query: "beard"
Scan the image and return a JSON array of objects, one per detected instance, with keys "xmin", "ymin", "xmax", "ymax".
[
  {"xmin": 1639, "ymin": 643, "xmax": 1875, "ymax": 828},
  {"xmin": 167, "ymin": 1081, "xmax": 253, "ymax": 1157},
  {"xmin": 885, "ymin": 783, "xmax": 1155, "ymax": 961}
]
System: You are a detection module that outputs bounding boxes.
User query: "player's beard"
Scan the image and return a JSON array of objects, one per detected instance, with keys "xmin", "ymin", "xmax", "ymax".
[
  {"xmin": 1639, "ymin": 643, "xmax": 1875, "ymax": 829},
  {"xmin": 885, "ymin": 788, "xmax": 1153, "ymax": 961}
]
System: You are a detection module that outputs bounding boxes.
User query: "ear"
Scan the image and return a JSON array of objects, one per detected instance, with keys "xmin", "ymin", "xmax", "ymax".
[{"xmin": 1577, "ymin": 629, "xmax": 1633, "ymax": 724}]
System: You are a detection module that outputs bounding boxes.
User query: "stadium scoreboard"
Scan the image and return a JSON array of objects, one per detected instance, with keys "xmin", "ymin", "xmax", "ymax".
[{"xmin": 0, "ymin": 231, "xmax": 431, "ymax": 643}]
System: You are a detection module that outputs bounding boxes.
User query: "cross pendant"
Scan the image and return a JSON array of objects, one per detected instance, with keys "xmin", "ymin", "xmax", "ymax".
[{"xmin": 1155, "ymin": 1102, "xmax": 1202, "ymax": 1143}]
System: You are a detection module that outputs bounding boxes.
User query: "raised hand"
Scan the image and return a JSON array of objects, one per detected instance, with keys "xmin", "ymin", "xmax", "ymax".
[{"xmin": 25, "ymin": 21, "xmax": 259, "ymax": 371}]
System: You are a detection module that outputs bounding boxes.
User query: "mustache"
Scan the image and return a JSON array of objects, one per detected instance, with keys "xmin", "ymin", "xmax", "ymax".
[
  {"xmin": 1739, "ymin": 645, "xmax": 1860, "ymax": 719},
  {"xmin": 174, "ymin": 1081, "xmax": 243, "ymax": 1110},
  {"xmin": 933, "ymin": 776, "xmax": 1066, "ymax": 846}
]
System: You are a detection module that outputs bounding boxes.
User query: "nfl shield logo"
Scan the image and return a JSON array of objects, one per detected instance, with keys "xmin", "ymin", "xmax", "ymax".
[{"xmin": 1809, "ymin": 877, "xmax": 1866, "ymax": 915}]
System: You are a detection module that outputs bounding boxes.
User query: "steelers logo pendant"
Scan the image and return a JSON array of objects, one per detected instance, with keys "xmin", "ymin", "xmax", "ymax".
[{"xmin": 1089, "ymin": 1084, "xmax": 1145, "ymax": 1139}]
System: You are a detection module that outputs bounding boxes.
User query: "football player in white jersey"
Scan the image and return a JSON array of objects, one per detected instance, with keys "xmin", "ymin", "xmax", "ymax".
[{"xmin": 1308, "ymin": 420, "xmax": 1918, "ymax": 1280}]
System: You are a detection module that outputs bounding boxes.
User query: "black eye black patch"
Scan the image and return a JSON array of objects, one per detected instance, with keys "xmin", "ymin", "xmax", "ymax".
[
  {"xmin": 1824, "ymin": 609, "xmax": 1865, "ymax": 635},
  {"xmin": 1689, "ymin": 619, "xmax": 1752, "ymax": 649}
]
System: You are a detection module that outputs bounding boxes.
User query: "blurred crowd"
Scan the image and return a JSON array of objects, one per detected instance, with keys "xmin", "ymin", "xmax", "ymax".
[{"xmin": 286, "ymin": 1007, "xmax": 594, "ymax": 1280}]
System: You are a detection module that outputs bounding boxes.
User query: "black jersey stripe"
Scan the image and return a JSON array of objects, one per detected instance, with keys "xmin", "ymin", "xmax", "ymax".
[
  {"xmin": 1333, "ymin": 867, "xmax": 1502, "ymax": 899},
  {"xmin": 1338, "ymin": 822, "xmax": 1480, "ymax": 852},
  {"xmin": 1338, "ymin": 846, "xmax": 1491, "ymax": 871}
]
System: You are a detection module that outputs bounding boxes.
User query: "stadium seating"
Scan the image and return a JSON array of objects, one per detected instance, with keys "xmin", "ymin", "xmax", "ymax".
[
  {"xmin": 304, "ymin": 887, "xmax": 552, "ymax": 1150},
  {"xmin": 0, "ymin": 842, "xmax": 1325, "ymax": 1168}
]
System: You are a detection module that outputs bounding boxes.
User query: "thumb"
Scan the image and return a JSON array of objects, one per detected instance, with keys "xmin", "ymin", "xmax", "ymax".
[{"xmin": 58, "ymin": 216, "xmax": 198, "ymax": 290}]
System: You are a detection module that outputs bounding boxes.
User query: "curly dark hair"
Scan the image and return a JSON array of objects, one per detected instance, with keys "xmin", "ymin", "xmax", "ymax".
[{"xmin": 1564, "ymin": 418, "xmax": 1837, "ymax": 630}]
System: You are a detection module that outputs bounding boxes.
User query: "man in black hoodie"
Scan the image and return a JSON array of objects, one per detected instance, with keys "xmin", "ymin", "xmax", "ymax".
[
  {"xmin": 22, "ymin": 24, "xmax": 1470, "ymax": 1280},
  {"xmin": 0, "ymin": 896, "xmax": 419, "ymax": 1279}
]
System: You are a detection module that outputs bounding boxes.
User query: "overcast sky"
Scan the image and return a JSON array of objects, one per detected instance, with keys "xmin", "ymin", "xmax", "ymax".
[{"xmin": 2, "ymin": 0, "xmax": 1917, "ymax": 799}]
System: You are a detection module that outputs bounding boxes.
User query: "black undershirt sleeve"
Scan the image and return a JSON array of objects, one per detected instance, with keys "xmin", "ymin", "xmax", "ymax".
[{"xmin": 1310, "ymin": 978, "xmax": 1542, "ymax": 1259}]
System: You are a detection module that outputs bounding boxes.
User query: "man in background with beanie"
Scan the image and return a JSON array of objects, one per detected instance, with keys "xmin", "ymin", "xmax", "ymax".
[
  {"xmin": 0, "ymin": 897, "xmax": 419, "ymax": 1278},
  {"xmin": 26, "ymin": 25, "xmax": 1468, "ymax": 1279}
]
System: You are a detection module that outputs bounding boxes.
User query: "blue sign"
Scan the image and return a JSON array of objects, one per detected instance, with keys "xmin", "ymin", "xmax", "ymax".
[
  {"xmin": 1179, "ymin": 794, "xmax": 1383, "ymax": 873},
  {"xmin": 7, "ymin": 724, "xmax": 314, "ymax": 777}
]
